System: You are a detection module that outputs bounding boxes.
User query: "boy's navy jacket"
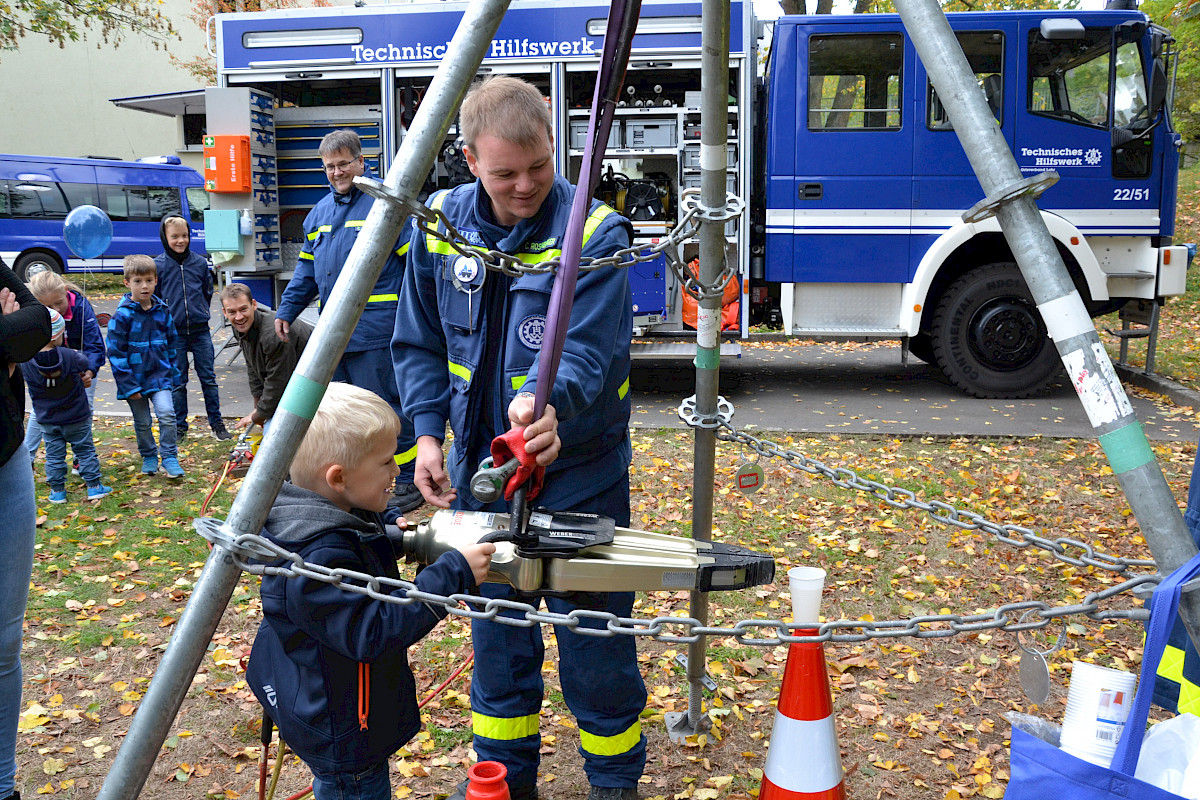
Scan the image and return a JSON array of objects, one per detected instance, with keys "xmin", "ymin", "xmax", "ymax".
[
  {"xmin": 62, "ymin": 290, "xmax": 106, "ymax": 376},
  {"xmin": 106, "ymin": 295, "xmax": 181, "ymax": 400},
  {"xmin": 154, "ymin": 244, "xmax": 213, "ymax": 333},
  {"xmin": 246, "ymin": 483, "xmax": 477, "ymax": 775},
  {"xmin": 19, "ymin": 346, "xmax": 89, "ymax": 426}
]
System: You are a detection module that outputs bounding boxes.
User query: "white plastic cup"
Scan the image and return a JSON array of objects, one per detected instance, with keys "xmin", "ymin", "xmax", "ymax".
[
  {"xmin": 1059, "ymin": 661, "xmax": 1137, "ymax": 768},
  {"xmin": 788, "ymin": 566, "xmax": 826, "ymax": 627}
]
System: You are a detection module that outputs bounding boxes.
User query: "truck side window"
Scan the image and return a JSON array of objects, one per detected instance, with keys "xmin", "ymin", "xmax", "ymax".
[
  {"xmin": 927, "ymin": 31, "xmax": 1004, "ymax": 129},
  {"xmin": 1027, "ymin": 28, "xmax": 1111, "ymax": 127},
  {"xmin": 808, "ymin": 33, "xmax": 903, "ymax": 131},
  {"xmin": 186, "ymin": 187, "xmax": 211, "ymax": 223}
]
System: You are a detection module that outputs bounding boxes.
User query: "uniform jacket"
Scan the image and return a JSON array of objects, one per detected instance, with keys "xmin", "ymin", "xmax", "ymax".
[
  {"xmin": 155, "ymin": 242, "xmax": 214, "ymax": 333},
  {"xmin": 246, "ymin": 483, "xmax": 476, "ymax": 774},
  {"xmin": 234, "ymin": 308, "xmax": 312, "ymax": 424},
  {"xmin": 0, "ymin": 261, "xmax": 51, "ymax": 465},
  {"xmin": 276, "ymin": 168, "xmax": 406, "ymax": 352},
  {"xmin": 62, "ymin": 290, "xmax": 106, "ymax": 376},
  {"xmin": 106, "ymin": 295, "xmax": 181, "ymax": 400},
  {"xmin": 20, "ymin": 346, "xmax": 90, "ymax": 427},
  {"xmin": 393, "ymin": 175, "xmax": 634, "ymax": 510}
]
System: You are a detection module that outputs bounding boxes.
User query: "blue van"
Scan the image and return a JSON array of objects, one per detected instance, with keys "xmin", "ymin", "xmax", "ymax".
[{"xmin": 0, "ymin": 154, "xmax": 210, "ymax": 279}]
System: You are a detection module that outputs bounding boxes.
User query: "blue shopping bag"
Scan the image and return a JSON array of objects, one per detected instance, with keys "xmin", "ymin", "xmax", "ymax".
[{"xmin": 1005, "ymin": 552, "xmax": 1200, "ymax": 799}]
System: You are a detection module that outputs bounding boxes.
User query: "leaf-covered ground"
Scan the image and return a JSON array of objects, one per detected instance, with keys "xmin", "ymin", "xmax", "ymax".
[{"xmin": 14, "ymin": 411, "xmax": 1196, "ymax": 800}]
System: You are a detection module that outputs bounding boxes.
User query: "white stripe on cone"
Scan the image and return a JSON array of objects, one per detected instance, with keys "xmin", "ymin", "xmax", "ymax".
[{"xmin": 763, "ymin": 711, "xmax": 843, "ymax": 794}]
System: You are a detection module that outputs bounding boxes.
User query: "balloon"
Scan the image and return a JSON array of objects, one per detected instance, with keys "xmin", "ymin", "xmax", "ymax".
[{"xmin": 63, "ymin": 205, "xmax": 113, "ymax": 260}]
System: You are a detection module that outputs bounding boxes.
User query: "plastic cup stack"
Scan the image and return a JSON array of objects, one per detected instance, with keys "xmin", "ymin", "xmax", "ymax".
[
  {"xmin": 1059, "ymin": 661, "xmax": 1138, "ymax": 768},
  {"xmin": 789, "ymin": 566, "xmax": 826, "ymax": 629}
]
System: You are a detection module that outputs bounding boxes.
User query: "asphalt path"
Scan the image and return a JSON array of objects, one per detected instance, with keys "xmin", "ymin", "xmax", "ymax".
[{"xmin": 82, "ymin": 316, "xmax": 1200, "ymax": 443}]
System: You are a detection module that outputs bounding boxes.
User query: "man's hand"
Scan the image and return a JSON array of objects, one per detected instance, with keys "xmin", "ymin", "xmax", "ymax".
[
  {"xmin": 81, "ymin": 370, "xmax": 94, "ymax": 389},
  {"xmin": 414, "ymin": 435, "xmax": 456, "ymax": 508},
  {"xmin": 507, "ymin": 394, "xmax": 560, "ymax": 467},
  {"xmin": 274, "ymin": 318, "xmax": 290, "ymax": 343},
  {"xmin": 234, "ymin": 414, "xmax": 257, "ymax": 431},
  {"xmin": 0, "ymin": 288, "xmax": 19, "ymax": 316}
]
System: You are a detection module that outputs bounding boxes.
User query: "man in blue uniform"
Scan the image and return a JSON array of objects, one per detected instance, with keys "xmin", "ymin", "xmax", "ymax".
[
  {"xmin": 275, "ymin": 130, "xmax": 421, "ymax": 514},
  {"xmin": 393, "ymin": 76, "xmax": 644, "ymax": 800}
]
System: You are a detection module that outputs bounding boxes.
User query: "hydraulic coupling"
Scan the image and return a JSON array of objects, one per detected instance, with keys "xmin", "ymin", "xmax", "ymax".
[{"xmin": 394, "ymin": 508, "xmax": 775, "ymax": 594}]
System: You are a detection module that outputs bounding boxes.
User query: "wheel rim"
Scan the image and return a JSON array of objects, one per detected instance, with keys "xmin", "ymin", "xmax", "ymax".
[{"xmin": 967, "ymin": 297, "xmax": 1044, "ymax": 371}]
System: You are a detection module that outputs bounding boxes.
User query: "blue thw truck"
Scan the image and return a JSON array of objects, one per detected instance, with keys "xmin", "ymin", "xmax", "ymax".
[{"xmin": 207, "ymin": 0, "xmax": 1185, "ymax": 397}]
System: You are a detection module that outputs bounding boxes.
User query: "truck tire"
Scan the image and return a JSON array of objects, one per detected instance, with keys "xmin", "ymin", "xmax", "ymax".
[
  {"xmin": 930, "ymin": 262, "xmax": 1063, "ymax": 398},
  {"xmin": 907, "ymin": 334, "xmax": 935, "ymax": 365},
  {"xmin": 13, "ymin": 251, "xmax": 63, "ymax": 281}
]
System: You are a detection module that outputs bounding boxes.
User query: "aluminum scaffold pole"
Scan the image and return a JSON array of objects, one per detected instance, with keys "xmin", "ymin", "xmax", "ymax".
[
  {"xmin": 95, "ymin": 1, "xmax": 512, "ymax": 795},
  {"xmin": 893, "ymin": 0, "xmax": 1200, "ymax": 649}
]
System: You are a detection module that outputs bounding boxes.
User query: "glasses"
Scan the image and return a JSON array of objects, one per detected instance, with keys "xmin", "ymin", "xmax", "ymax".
[{"xmin": 323, "ymin": 158, "xmax": 359, "ymax": 173}]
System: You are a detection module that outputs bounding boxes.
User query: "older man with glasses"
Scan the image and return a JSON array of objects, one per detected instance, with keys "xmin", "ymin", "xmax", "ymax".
[{"xmin": 274, "ymin": 129, "xmax": 421, "ymax": 517}]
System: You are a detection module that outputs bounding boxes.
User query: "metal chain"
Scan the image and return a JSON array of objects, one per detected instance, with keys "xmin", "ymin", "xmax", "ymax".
[
  {"xmin": 701, "ymin": 414, "xmax": 1157, "ymax": 576},
  {"xmin": 412, "ymin": 189, "xmax": 742, "ymax": 300},
  {"xmin": 193, "ymin": 515, "xmax": 1155, "ymax": 647}
]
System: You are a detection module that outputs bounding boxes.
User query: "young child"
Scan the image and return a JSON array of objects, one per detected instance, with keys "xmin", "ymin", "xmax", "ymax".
[
  {"xmin": 20, "ymin": 309, "xmax": 112, "ymax": 503},
  {"xmin": 154, "ymin": 215, "xmax": 228, "ymax": 441},
  {"xmin": 107, "ymin": 255, "xmax": 185, "ymax": 478},
  {"xmin": 24, "ymin": 270, "xmax": 107, "ymax": 461},
  {"xmin": 246, "ymin": 382, "xmax": 495, "ymax": 800}
]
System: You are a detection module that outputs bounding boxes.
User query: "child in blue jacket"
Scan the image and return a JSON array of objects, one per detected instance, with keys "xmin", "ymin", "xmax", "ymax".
[
  {"xmin": 23, "ymin": 269, "xmax": 106, "ymax": 461},
  {"xmin": 154, "ymin": 215, "xmax": 228, "ymax": 441},
  {"xmin": 107, "ymin": 255, "xmax": 185, "ymax": 478},
  {"xmin": 20, "ymin": 309, "xmax": 111, "ymax": 503},
  {"xmin": 247, "ymin": 382, "xmax": 495, "ymax": 800}
]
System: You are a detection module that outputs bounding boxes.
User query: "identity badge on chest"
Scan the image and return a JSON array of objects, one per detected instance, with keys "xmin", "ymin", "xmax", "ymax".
[{"xmin": 451, "ymin": 255, "xmax": 485, "ymax": 334}]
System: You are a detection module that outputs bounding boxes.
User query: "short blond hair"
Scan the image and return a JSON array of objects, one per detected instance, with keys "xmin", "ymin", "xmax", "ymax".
[
  {"xmin": 290, "ymin": 382, "xmax": 400, "ymax": 489},
  {"xmin": 123, "ymin": 255, "xmax": 157, "ymax": 280},
  {"xmin": 460, "ymin": 76, "xmax": 553, "ymax": 151},
  {"xmin": 28, "ymin": 269, "xmax": 83, "ymax": 301}
]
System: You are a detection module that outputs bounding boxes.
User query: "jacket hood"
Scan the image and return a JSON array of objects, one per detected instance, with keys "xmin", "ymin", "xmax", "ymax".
[
  {"xmin": 159, "ymin": 216, "xmax": 191, "ymax": 264},
  {"xmin": 265, "ymin": 482, "xmax": 378, "ymax": 545},
  {"xmin": 33, "ymin": 347, "xmax": 64, "ymax": 380}
]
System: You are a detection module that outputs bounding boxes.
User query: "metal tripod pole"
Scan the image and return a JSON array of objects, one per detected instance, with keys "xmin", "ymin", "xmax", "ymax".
[
  {"xmin": 670, "ymin": 0, "xmax": 732, "ymax": 739},
  {"xmin": 893, "ymin": 0, "xmax": 1200, "ymax": 648},
  {"xmin": 95, "ymin": 2, "xmax": 511, "ymax": 796}
]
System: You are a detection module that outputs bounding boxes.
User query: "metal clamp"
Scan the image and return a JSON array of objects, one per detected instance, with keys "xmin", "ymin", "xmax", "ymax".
[
  {"xmin": 962, "ymin": 171, "xmax": 1060, "ymax": 224},
  {"xmin": 353, "ymin": 175, "xmax": 430, "ymax": 221},
  {"xmin": 193, "ymin": 517, "xmax": 276, "ymax": 560},
  {"xmin": 679, "ymin": 188, "xmax": 746, "ymax": 225},
  {"xmin": 678, "ymin": 394, "xmax": 735, "ymax": 429}
]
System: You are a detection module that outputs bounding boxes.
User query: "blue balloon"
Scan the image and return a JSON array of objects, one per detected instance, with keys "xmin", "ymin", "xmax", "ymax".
[{"xmin": 63, "ymin": 205, "xmax": 113, "ymax": 260}]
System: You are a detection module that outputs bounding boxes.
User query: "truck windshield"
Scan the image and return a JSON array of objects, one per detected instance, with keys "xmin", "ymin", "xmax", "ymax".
[{"xmin": 1027, "ymin": 28, "xmax": 1140, "ymax": 128}]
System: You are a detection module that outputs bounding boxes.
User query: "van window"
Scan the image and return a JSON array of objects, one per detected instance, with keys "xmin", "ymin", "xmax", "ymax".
[
  {"xmin": 3, "ymin": 180, "xmax": 98, "ymax": 219},
  {"xmin": 186, "ymin": 186, "xmax": 210, "ymax": 223},
  {"xmin": 100, "ymin": 184, "xmax": 181, "ymax": 222},
  {"xmin": 808, "ymin": 33, "xmax": 903, "ymax": 130}
]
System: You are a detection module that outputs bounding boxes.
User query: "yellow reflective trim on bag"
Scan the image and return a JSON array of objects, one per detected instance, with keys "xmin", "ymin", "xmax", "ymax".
[
  {"xmin": 1180, "ymin": 679, "xmax": 1200, "ymax": 716},
  {"xmin": 394, "ymin": 444, "xmax": 417, "ymax": 466},
  {"xmin": 617, "ymin": 376, "xmax": 629, "ymax": 400},
  {"xmin": 472, "ymin": 712, "xmax": 539, "ymax": 741},
  {"xmin": 1159, "ymin": 644, "xmax": 1186, "ymax": 684},
  {"xmin": 511, "ymin": 376, "xmax": 527, "ymax": 392},
  {"xmin": 367, "ymin": 294, "xmax": 398, "ymax": 303},
  {"xmin": 579, "ymin": 720, "xmax": 641, "ymax": 757},
  {"xmin": 448, "ymin": 360, "xmax": 472, "ymax": 383}
]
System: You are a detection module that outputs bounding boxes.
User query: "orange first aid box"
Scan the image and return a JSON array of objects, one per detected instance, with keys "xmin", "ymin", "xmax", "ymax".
[{"xmin": 203, "ymin": 135, "xmax": 251, "ymax": 193}]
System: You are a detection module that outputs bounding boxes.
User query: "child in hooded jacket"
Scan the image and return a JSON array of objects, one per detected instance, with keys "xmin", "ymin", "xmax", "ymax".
[
  {"xmin": 23, "ymin": 270, "xmax": 106, "ymax": 461},
  {"xmin": 20, "ymin": 309, "xmax": 111, "ymax": 503},
  {"xmin": 246, "ymin": 382, "xmax": 496, "ymax": 800},
  {"xmin": 153, "ymin": 215, "xmax": 228, "ymax": 440}
]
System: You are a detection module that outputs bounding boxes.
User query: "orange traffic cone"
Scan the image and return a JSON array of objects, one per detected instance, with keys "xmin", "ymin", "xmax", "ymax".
[{"xmin": 759, "ymin": 632, "xmax": 846, "ymax": 800}]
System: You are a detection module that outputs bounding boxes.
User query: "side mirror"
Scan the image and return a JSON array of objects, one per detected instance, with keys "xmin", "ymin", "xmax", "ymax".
[{"xmin": 1149, "ymin": 58, "xmax": 1167, "ymax": 120}]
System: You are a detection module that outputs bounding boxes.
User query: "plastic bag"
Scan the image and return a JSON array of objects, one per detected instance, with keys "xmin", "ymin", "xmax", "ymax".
[{"xmin": 1134, "ymin": 713, "xmax": 1200, "ymax": 798}]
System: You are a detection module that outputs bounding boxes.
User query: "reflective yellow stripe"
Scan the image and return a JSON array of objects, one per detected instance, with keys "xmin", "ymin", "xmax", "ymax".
[
  {"xmin": 472, "ymin": 712, "xmax": 539, "ymax": 741},
  {"xmin": 516, "ymin": 248, "xmax": 561, "ymax": 265},
  {"xmin": 448, "ymin": 360, "xmax": 472, "ymax": 383},
  {"xmin": 394, "ymin": 443, "xmax": 417, "ymax": 466},
  {"xmin": 299, "ymin": 252, "xmax": 315, "ymax": 261},
  {"xmin": 396, "ymin": 242, "xmax": 410, "ymax": 258},
  {"xmin": 1181, "ymin": 680, "xmax": 1200, "ymax": 716},
  {"xmin": 345, "ymin": 220, "xmax": 366, "ymax": 229},
  {"xmin": 579, "ymin": 720, "xmax": 641, "ymax": 757},
  {"xmin": 617, "ymin": 376, "xmax": 629, "ymax": 400},
  {"xmin": 512, "ymin": 205, "xmax": 618, "ymax": 264},
  {"xmin": 426, "ymin": 191, "xmax": 458, "ymax": 256},
  {"xmin": 1159, "ymin": 644, "xmax": 1185, "ymax": 684},
  {"xmin": 307, "ymin": 224, "xmax": 332, "ymax": 241},
  {"xmin": 367, "ymin": 293, "xmax": 398, "ymax": 303},
  {"xmin": 511, "ymin": 376, "xmax": 527, "ymax": 392}
]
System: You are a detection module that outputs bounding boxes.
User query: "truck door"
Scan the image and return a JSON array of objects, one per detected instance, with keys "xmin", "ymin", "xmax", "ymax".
[{"xmin": 784, "ymin": 25, "xmax": 915, "ymax": 285}]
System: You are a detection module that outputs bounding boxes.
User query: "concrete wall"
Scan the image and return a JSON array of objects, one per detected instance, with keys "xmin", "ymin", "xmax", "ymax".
[{"xmin": 0, "ymin": 0, "xmax": 209, "ymax": 171}]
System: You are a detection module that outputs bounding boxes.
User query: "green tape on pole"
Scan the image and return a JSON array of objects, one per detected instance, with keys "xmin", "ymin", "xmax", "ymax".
[
  {"xmin": 693, "ymin": 347, "xmax": 720, "ymax": 370},
  {"xmin": 1099, "ymin": 422, "xmax": 1155, "ymax": 475},
  {"xmin": 278, "ymin": 374, "xmax": 327, "ymax": 421}
]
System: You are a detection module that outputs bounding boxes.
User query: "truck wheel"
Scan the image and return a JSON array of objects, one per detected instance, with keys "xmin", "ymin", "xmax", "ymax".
[
  {"xmin": 930, "ymin": 262, "xmax": 1063, "ymax": 398},
  {"xmin": 14, "ymin": 252, "xmax": 63, "ymax": 281},
  {"xmin": 907, "ymin": 334, "xmax": 935, "ymax": 365}
]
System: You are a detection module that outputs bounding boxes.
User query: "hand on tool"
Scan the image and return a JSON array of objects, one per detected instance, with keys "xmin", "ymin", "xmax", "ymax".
[{"xmin": 490, "ymin": 395, "xmax": 560, "ymax": 501}]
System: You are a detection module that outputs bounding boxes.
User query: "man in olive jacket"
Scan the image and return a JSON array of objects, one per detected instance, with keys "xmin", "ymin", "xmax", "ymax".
[{"xmin": 220, "ymin": 283, "xmax": 312, "ymax": 433}]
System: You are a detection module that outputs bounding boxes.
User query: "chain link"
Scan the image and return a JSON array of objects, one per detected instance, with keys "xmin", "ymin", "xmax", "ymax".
[{"xmin": 413, "ymin": 189, "xmax": 742, "ymax": 300}]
